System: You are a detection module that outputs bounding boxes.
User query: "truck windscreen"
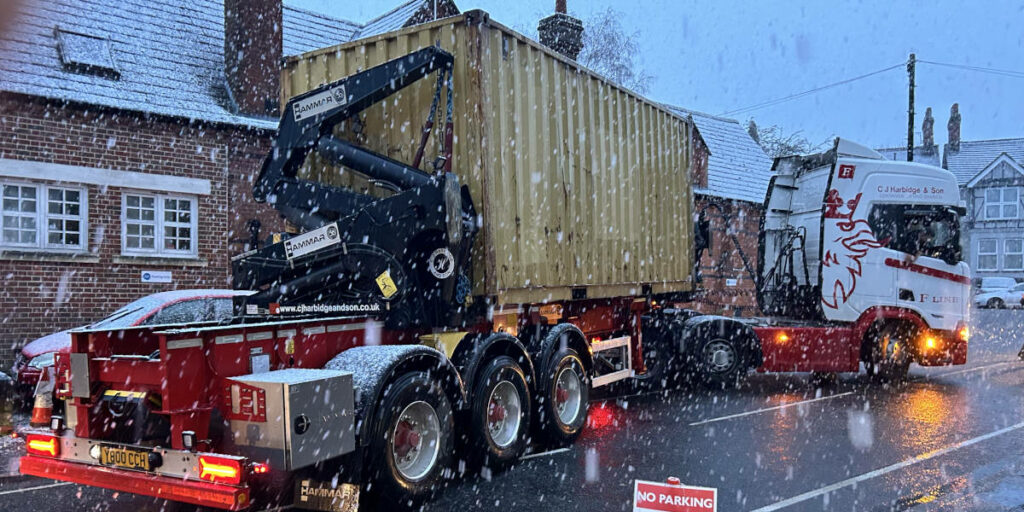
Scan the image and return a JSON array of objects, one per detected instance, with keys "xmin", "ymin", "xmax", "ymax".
[{"xmin": 867, "ymin": 204, "xmax": 962, "ymax": 265}]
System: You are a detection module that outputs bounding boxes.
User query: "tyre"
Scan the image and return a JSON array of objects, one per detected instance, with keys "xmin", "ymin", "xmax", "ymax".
[
  {"xmin": 987, "ymin": 298, "xmax": 1004, "ymax": 309},
  {"xmin": 366, "ymin": 371, "xmax": 454, "ymax": 508},
  {"xmin": 536, "ymin": 348, "xmax": 589, "ymax": 445},
  {"xmin": 470, "ymin": 356, "xmax": 531, "ymax": 468},
  {"xmin": 865, "ymin": 323, "xmax": 912, "ymax": 382},
  {"xmin": 692, "ymin": 331, "xmax": 750, "ymax": 389},
  {"xmin": 633, "ymin": 327, "xmax": 679, "ymax": 392}
]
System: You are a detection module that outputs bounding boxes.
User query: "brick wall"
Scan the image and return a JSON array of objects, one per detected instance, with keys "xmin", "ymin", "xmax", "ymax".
[
  {"xmin": 0, "ymin": 93, "xmax": 282, "ymax": 367},
  {"xmin": 679, "ymin": 195, "xmax": 763, "ymax": 317}
]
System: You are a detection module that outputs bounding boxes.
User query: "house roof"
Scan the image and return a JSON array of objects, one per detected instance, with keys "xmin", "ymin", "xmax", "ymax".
[
  {"xmin": 944, "ymin": 138, "xmax": 1024, "ymax": 185},
  {"xmin": 874, "ymin": 144, "xmax": 942, "ymax": 168},
  {"xmin": 665, "ymin": 106, "xmax": 774, "ymax": 204},
  {"xmin": 0, "ymin": 0, "xmax": 450, "ymax": 130}
]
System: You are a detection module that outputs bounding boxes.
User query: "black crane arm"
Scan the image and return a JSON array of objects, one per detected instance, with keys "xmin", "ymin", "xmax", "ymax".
[{"xmin": 253, "ymin": 46, "xmax": 455, "ymax": 228}]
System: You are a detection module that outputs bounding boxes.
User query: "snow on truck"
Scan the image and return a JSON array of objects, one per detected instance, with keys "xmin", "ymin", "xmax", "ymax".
[{"xmin": 19, "ymin": 12, "xmax": 970, "ymax": 511}]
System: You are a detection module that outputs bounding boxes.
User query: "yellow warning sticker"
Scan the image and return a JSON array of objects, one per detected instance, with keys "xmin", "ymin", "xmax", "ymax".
[{"xmin": 376, "ymin": 270, "xmax": 398, "ymax": 299}]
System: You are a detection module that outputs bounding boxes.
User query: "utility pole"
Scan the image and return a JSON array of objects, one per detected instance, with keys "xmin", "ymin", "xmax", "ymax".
[{"xmin": 907, "ymin": 53, "xmax": 915, "ymax": 162}]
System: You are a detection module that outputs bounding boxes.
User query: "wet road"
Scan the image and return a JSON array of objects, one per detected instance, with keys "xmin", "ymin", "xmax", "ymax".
[{"xmin": 2, "ymin": 309, "xmax": 1022, "ymax": 511}]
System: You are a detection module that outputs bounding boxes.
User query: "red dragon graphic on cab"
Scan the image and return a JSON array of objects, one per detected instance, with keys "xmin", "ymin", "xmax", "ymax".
[{"xmin": 821, "ymin": 189, "xmax": 889, "ymax": 309}]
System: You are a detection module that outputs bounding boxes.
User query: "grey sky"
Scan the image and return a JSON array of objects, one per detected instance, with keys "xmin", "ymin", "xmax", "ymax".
[{"xmin": 289, "ymin": 0, "xmax": 1024, "ymax": 149}]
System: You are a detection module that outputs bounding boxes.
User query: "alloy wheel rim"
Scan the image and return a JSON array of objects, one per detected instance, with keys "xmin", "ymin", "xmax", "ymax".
[{"xmin": 391, "ymin": 400, "xmax": 441, "ymax": 481}]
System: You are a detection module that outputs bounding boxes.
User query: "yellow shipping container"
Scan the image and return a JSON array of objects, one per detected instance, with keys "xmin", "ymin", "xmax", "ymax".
[{"xmin": 281, "ymin": 10, "xmax": 696, "ymax": 305}]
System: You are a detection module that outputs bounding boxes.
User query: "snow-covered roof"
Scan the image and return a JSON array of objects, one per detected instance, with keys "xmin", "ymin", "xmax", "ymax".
[
  {"xmin": 283, "ymin": 6, "xmax": 361, "ymax": 56},
  {"xmin": 0, "ymin": 0, "xmax": 277, "ymax": 130},
  {"xmin": 666, "ymin": 106, "xmax": 774, "ymax": 204},
  {"xmin": 875, "ymin": 144, "xmax": 942, "ymax": 168},
  {"xmin": 943, "ymin": 138, "xmax": 1024, "ymax": 185},
  {"xmin": 0, "ymin": 0, "xmax": 452, "ymax": 129}
]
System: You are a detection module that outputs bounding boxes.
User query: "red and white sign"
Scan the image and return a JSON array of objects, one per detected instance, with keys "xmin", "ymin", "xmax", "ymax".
[
  {"xmin": 634, "ymin": 479, "xmax": 717, "ymax": 512},
  {"xmin": 838, "ymin": 164, "xmax": 855, "ymax": 179}
]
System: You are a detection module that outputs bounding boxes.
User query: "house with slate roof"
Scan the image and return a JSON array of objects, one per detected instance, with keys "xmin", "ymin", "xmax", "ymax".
[
  {"xmin": 666, "ymin": 107, "xmax": 774, "ymax": 316},
  {"xmin": 0, "ymin": 0, "xmax": 457, "ymax": 367},
  {"xmin": 944, "ymin": 137, "xmax": 1024, "ymax": 282}
]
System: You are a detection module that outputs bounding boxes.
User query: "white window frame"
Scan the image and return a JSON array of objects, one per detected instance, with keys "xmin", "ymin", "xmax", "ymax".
[
  {"xmin": 977, "ymin": 239, "xmax": 998, "ymax": 271},
  {"xmin": 1, "ymin": 180, "xmax": 88, "ymax": 253},
  {"xmin": 1005, "ymin": 239, "xmax": 1024, "ymax": 271},
  {"xmin": 984, "ymin": 187, "xmax": 1019, "ymax": 220},
  {"xmin": 121, "ymin": 192, "xmax": 198, "ymax": 258}
]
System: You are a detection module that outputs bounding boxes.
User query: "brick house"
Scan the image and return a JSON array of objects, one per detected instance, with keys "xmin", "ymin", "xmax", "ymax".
[
  {"xmin": 0, "ymin": 0, "xmax": 457, "ymax": 368},
  {"xmin": 668, "ymin": 108, "xmax": 773, "ymax": 316}
]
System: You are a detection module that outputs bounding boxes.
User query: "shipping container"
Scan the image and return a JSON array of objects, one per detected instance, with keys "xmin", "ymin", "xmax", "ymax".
[{"xmin": 281, "ymin": 10, "xmax": 697, "ymax": 304}]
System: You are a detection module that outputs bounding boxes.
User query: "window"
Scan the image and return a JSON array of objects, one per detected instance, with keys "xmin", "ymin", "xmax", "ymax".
[
  {"xmin": 977, "ymin": 239, "xmax": 998, "ymax": 271},
  {"xmin": 146, "ymin": 300, "xmax": 207, "ymax": 326},
  {"xmin": 984, "ymin": 187, "xmax": 1018, "ymax": 220},
  {"xmin": 122, "ymin": 193, "xmax": 197, "ymax": 257},
  {"xmin": 2, "ymin": 181, "xmax": 87, "ymax": 251},
  {"xmin": 867, "ymin": 204, "xmax": 962, "ymax": 265},
  {"xmin": 1005, "ymin": 239, "xmax": 1023, "ymax": 271},
  {"xmin": 56, "ymin": 28, "xmax": 119, "ymax": 78}
]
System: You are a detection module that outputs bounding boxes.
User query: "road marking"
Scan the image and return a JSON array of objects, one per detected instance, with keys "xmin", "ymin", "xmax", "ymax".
[
  {"xmin": 921, "ymin": 361, "xmax": 1017, "ymax": 380},
  {"xmin": 520, "ymin": 447, "xmax": 571, "ymax": 460},
  {"xmin": 750, "ymin": 420, "xmax": 1024, "ymax": 511},
  {"xmin": 0, "ymin": 481, "xmax": 74, "ymax": 496},
  {"xmin": 688, "ymin": 392, "xmax": 855, "ymax": 426}
]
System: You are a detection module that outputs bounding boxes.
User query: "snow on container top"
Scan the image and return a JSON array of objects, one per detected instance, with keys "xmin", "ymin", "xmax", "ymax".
[{"xmin": 281, "ymin": 10, "xmax": 698, "ymax": 304}]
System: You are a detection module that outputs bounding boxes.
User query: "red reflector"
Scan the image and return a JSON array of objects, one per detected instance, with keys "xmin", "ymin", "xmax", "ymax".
[
  {"xmin": 25, "ymin": 434, "xmax": 59, "ymax": 457},
  {"xmin": 198, "ymin": 455, "xmax": 242, "ymax": 485},
  {"xmin": 251, "ymin": 462, "xmax": 270, "ymax": 475}
]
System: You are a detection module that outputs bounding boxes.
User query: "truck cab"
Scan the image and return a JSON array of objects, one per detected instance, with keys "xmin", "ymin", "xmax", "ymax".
[{"xmin": 758, "ymin": 139, "xmax": 970, "ymax": 373}]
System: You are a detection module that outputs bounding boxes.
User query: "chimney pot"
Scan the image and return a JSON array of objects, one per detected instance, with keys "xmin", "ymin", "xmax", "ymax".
[
  {"xmin": 556, "ymin": 0, "xmax": 567, "ymax": 14},
  {"xmin": 947, "ymin": 102, "xmax": 961, "ymax": 152}
]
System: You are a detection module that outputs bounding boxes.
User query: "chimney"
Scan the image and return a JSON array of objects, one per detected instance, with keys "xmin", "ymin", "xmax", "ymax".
[
  {"xmin": 224, "ymin": 0, "xmax": 282, "ymax": 117},
  {"xmin": 538, "ymin": 0, "xmax": 584, "ymax": 60},
  {"xmin": 947, "ymin": 102, "xmax": 961, "ymax": 152}
]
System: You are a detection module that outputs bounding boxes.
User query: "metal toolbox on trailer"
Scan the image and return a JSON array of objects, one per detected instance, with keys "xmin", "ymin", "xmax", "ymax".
[{"xmin": 226, "ymin": 368, "xmax": 355, "ymax": 470}]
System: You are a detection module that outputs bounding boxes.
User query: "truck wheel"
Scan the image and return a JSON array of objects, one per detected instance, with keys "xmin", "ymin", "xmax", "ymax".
[
  {"xmin": 694, "ymin": 333, "xmax": 749, "ymax": 389},
  {"xmin": 633, "ymin": 331, "xmax": 678, "ymax": 392},
  {"xmin": 470, "ymin": 356, "xmax": 531, "ymax": 467},
  {"xmin": 866, "ymin": 323, "xmax": 912, "ymax": 382},
  {"xmin": 366, "ymin": 371, "xmax": 454, "ymax": 507},
  {"xmin": 536, "ymin": 348, "xmax": 589, "ymax": 445}
]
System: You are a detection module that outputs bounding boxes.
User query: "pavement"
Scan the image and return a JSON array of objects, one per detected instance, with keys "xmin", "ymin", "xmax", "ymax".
[{"xmin": 0, "ymin": 309, "xmax": 1021, "ymax": 511}]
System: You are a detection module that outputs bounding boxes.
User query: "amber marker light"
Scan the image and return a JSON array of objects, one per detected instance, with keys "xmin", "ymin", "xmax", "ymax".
[{"xmin": 776, "ymin": 333, "xmax": 790, "ymax": 344}]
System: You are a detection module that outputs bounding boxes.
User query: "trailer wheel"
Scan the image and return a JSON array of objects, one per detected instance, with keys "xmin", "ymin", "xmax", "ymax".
[
  {"xmin": 366, "ymin": 371, "xmax": 453, "ymax": 507},
  {"xmin": 866, "ymin": 323, "xmax": 912, "ymax": 382},
  {"xmin": 470, "ymin": 356, "xmax": 531, "ymax": 467},
  {"xmin": 693, "ymin": 333, "xmax": 750, "ymax": 389},
  {"xmin": 536, "ymin": 348, "xmax": 589, "ymax": 445}
]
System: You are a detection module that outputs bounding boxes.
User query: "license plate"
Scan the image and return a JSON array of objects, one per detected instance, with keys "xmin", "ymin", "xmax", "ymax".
[{"xmin": 99, "ymin": 445, "xmax": 151, "ymax": 471}]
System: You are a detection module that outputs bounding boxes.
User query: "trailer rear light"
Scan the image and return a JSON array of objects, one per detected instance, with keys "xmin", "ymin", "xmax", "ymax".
[
  {"xmin": 250, "ymin": 462, "xmax": 270, "ymax": 475},
  {"xmin": 199, "ymin": 455, "xmax": 242, "ymax": 485},
  {"xmin": 25, "ymin": 434, "xmax": 60, "ymax": 457}
]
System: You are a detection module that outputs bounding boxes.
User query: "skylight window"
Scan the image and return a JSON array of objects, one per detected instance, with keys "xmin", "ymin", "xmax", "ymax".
[{"xmin": 56, "ymin": 28, "xmax": 119, "ymax": 78}]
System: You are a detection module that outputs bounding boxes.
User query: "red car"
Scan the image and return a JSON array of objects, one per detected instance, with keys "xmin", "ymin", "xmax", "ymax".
[{"xmin": 11, "ymin": 289, "xmax": 252, "ymax": 399}]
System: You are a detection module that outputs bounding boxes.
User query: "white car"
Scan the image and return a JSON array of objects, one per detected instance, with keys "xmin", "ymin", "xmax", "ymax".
[{"xmin": 974, "ymin": 282, "xmax": 1024, "ymax": 309}]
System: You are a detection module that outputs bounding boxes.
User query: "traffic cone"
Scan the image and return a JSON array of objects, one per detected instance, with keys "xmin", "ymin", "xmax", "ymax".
[{"xmin": 29, "ymin": 367, "xmax": 54, "ymax": 428}]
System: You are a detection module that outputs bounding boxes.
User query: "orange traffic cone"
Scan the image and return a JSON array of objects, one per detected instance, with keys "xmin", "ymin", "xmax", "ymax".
[{"xmin": 29, "ymin": 367, "xmax": 53, "ymax": 428}]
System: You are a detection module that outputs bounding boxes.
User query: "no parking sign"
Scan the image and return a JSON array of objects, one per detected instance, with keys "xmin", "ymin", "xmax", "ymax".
[{"xmin": 633, "ymin": 478, "xmax": 717, "ymax": 512}]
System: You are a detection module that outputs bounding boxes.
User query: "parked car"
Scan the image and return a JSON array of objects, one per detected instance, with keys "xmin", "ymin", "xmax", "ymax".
[
  {"xmin": 974, "ymin": 282, "xmax": 1024, "ymax": 309},
  {"xmin": 977, "ymin": 276, "xmax": 1019, "ymax": 293},
  {"xmin": 11, "ymin": 289, "xmax": 252, "ymax": 399}
]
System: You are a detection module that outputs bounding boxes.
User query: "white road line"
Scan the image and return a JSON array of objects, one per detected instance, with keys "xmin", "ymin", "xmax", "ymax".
[
  {"xmin": 750, "ymin": 420, "xmax": 1024, "ymax": 512},
  {"xmin": 0, "ymin": 481, "xmax": 74, "ymax": 496},
  {"xmin": 688, "ymin": 392, "xmax": 855, "ymax": 426},
  {"xmin": 921, "ymin": 361, "xmax": 1018, "ymax": 379},
  {"xmin": 520, "ymin": 447, "xmax": 571, "ymax": 460}
]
